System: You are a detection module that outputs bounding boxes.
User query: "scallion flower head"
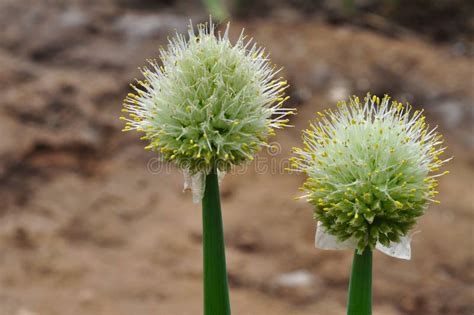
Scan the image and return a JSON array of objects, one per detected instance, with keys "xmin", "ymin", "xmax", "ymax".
[
  {"xmin": 121, "ymin": 20, "xmax": 293, "ymax": 179},
  {"xmin": 292, "ymin": 94, "xmax": 450, "ymax": 253}
]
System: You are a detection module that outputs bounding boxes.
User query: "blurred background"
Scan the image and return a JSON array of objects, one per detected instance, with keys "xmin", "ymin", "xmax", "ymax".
[{"xmin": 0, "ymin": 0, "xmax": 473, "ymax": 314}]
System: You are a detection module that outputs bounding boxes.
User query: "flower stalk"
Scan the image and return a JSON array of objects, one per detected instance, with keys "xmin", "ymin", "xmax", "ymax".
[
  {"xmin": 202, "ymin": 168, "xmax": 231, "ymax": 315},
  {"xmin": 347, "ymin": 248, "xmax": 372, "ymax": 315},
  {"xmin": 121, "ymin": 20, "xmax": 291, "ymax": 314},
  {"xmin": 290, "ymin": 94, "xmax": 450, "ymax": 314}
]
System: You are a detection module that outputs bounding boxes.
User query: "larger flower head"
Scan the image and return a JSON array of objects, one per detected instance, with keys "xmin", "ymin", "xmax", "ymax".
[
  {"xmin": 121, "ymin": 21, "xmax": 293, "ymax": 174},
  {"xmin": 292, "ymin": 94, "xmax": 450, "ymax": 252}
]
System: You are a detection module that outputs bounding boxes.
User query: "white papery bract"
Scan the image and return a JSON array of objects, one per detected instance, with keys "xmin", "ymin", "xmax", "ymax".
[
  {"xmin": 291, "ymin": 94, "xmax": 450, "ymax": 252},
  {"xmin": 121, "ymin": 21, "xmax": 293, "ymax": 177}
]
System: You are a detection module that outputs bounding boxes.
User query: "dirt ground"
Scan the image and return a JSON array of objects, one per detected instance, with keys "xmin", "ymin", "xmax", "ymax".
[{"xmin": 0, "ymin": 1, "xmax": 473, "ymax": 315}]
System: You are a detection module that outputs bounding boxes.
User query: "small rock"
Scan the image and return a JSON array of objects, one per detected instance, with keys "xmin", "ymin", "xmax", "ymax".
[
  {"xmin": 270, "ymin": 269, "xmax": 322, "ymax": 303},
  {"xmin": 274, "ymin": 270, "xmax": 315, "ymax": 287}
]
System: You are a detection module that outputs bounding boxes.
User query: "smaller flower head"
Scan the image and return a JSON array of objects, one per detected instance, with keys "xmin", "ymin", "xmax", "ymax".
[
  {"xmin": 121, "ymin": 20, "xmax": 293, "ymax": 175},
  {"xmin": 291, "ymin": 94, "xmax": 450, "ymax": 252}
]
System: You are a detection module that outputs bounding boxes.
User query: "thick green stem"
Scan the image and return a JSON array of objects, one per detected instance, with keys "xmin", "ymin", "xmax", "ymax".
[
  {"xmin": 202, "ymin": 168, "xmax": 231, "ymax": 315},
  {"xmin": 347, "ymin": 248, "xmax": 372, "ymax": 315}
]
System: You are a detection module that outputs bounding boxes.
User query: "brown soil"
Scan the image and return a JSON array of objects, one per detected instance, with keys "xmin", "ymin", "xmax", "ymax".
[{"xmin": 0, "ymin": 1, "xmax": 473, "ymax": 315}]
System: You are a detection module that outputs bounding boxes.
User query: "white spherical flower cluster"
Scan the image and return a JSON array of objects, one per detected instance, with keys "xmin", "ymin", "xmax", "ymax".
[
  {"xmin": 121, "ymin": 21, "xmax": 293, "ymax": 176},
  {"xmin": 291, "ymin": 94, "xmax": 450, "ymax": 252}
]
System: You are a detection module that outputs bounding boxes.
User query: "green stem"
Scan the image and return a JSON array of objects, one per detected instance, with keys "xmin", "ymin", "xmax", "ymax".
[
  {"xmin": 347, "ymin": 248, "xmax": 372, "ymax": 315},
  {"xmin": 202, "ymin": 168, "xmax": 231, "ymax": 315}
]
